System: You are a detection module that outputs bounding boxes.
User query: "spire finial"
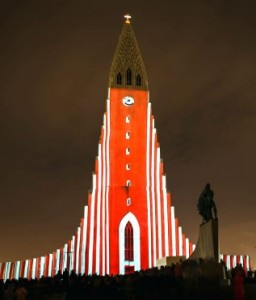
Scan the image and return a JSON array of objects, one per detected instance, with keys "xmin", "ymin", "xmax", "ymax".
[{"xmin": 124, "ymin": 14, "xmax": 131, "ymax": 24}]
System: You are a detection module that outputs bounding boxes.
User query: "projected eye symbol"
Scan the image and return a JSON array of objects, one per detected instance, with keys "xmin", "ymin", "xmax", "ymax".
[{"xmin": 123, "ymin": 96, "xmax": 135, "ymax": 106}]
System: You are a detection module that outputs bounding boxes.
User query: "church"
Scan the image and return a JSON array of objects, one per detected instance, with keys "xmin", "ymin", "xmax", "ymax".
[
  {"xmin": 0, "ymin": 16, "xmax": 250, "ymax": 280},
  {"xmin": 84, "ymin": 15, "xmax": 194, "ymax": 275}
]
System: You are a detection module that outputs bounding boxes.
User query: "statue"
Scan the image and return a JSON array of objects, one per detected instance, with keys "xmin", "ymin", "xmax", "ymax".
[{"xmin": 197, "ymin": 183, "xmax": 217, "ymax": 223}]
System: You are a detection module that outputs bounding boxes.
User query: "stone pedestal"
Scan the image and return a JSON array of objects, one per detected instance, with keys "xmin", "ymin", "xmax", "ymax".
[
  {"xmin": 156, "ymin": 256, "xmax": 186, "ymax": 268},
  {"xmin": 190, "ymin": 219, "xmax": 219, "ymax": 262}
]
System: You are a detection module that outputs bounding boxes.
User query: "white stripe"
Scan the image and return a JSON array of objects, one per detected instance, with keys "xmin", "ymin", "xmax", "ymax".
[
  {"xmin": 106, "ymin": 97, "xmax": 111, "ymax": 274},
  {"xmin": 70, "ymin": 236, "xmax": 75, "ymax": 271},
  {"xmin": 146, "ymin": 101, "xmax": 152, "ymax": 267},
  {"xmin": 84, "ymin": 207, "xmax": 88, "ymax": 271},
  {"xmin": 81, "ymin": 211, "xmax": 85, "ymax": 274},
  {"xmin": 48, "ymin": 254, "xmax": 53, "ymax": 277},
  {"xmin": 156, "ymin": 147, "xmax": 162, "ymax": 258},
  {"xmin": 40, "ymin": 256, "xmax": 45, "ymax": 278},
  {"xmin": 88, "ymin": 174, "xmax": 97, "ymax": 274},
  {"xmin": 56, "ymin": 249, "xmax": 60, "ymax": 274},
  {"xmin": 6, "ymin": 262, "xmax": 11, "ymax": 280},
  {"xmin": 95, "ymin": 158, "xmax": 102, "ymax": 273},
  {"xmin": 3, "ymin": 263, "xmax": 7, "ymax": 280},
  {"xmin": 151, "ymin": 126, "xmax": 157, "ymax": 265},
  {"xmin": 63, "ymin": 244, "xmax": 68, "ymax": 271},
  {"xmin": 81, "ymin": 206, "xmax": 88, "ymax": 274},
  {"xmin": 32, "ymin": 258, "xmax": 36, "ymax": 279},
  {"xmin": 102, "ymin": 115, "xmax": 107, "ymax": 275},
  {"xmin": 24, "ymin": 260, "xmax": 29, "ymax": 278},
  {"xmin": 4, "ymin": 262, "xmax": 11, "ymax": 281},
  {"xmin": 233, "ymin": 255, "xmax": 237, "ymax": 268},
  {"xmin": 226, "ymin": 255, "xmax": 230, "ymax": 269},
  {"xmin": 14, "ymin": 261, "xmax": 20, "ymax": 280},
  {"xmin": 106, "ymin": 96, "xmax": 110, "ymax": 190},
  {"xmin": 105, "ymin": 186, "xmax": 110, "ymax": 274},
  {"xmin": 76, "ymin": 227, "xmax": 81, "ymax": 274},
  {"xmin": 178, "ymin": 227, "xmax": 182, "ymax": 256},
  {"xmin": 95, "ymin": 145, "xmax": 102, "ymax": 274},
  {"xmin": 186, "ymin": 238, "xmax": 189, "ymax": 258},
  {"xmin": 246, "ymin": 255, "xmax": 250, "ymax": 271},
  {"xmin": 162, "ymin": 175, "xmax": 169, "ymax": 257},
  {"xmin": 171, "ymin": 206, "xmax": 176, "ymax": 256},
  {"xmin": 239, "ymin": 255, "xmax": 243, "ymax": 266}
]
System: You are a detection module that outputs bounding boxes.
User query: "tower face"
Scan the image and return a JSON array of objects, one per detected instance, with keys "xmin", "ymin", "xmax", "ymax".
[
  {"xmin": 108, "ymin": 21, "xmax": 154, "ymax": 274},
  {"xmin": 108, "ymin": 87, "xmax": 149, "ymax": 274}
]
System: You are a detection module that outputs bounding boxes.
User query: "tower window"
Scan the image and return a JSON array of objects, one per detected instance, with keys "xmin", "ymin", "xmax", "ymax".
[
  {"xmin": 125, "ymin": 222, "xmax": 133, "ymax": 260},
  {"xmin": 126, "ymin": 148, "xmax": 130, "ymax": 155},
  {"xmin": 136, "ymin": 75, "xmax": 142, "ymax": 86},
  {"xmin": 126, "ymin": 68, "xmax": 132, "ymax": 85},
  {"xmin": 126, "ymin": 198, "xmax": 131, "ymax": 206},
  {"xmin": 126, "ymin": 132, "xmax": 130, "ymax": 139},
  {"xmin": 126, "ymin": 180, "xmax": 131, "ymax": 186},
  {"xmin": 126, "ymin": 164, "xmax": 130, "ymax": 170},
  {"xmin": 116, "ymin": 73, "xmax": 122, "ymax": 85},
  {"xmin": 126, "ymin": 116, "xmax": 130, "ymax": 123}
]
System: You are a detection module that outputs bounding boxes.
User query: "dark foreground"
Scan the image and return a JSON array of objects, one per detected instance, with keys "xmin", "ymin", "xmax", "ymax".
[{"xmin": 1, "ymin": 261, "xmax": 256, "ymax": 299}]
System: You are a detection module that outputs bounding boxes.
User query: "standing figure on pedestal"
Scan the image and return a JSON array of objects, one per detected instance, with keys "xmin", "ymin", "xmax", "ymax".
[{"xmin": 197, "ymin": 183, "xmax": 217, "ymax": 223}]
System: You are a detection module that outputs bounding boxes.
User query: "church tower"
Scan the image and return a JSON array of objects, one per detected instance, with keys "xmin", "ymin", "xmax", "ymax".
[{"xmin": 84, "ymin": 15, "xmax": 193, "ymax": 275}]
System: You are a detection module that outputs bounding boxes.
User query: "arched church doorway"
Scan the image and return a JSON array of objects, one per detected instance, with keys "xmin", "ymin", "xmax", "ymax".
[{"xmin": 119, "ymin": 212, "xmax": 140, "ymax": 274}]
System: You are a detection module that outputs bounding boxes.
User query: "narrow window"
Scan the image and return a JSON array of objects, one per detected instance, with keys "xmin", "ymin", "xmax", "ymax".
[
  {"xmin": 126, "ymin": 116, "xmax": 130, "ymax": 123},
  {"xmin": 126, "ymin": 132, "xmax": 130, "ymax": 139},
  {"xmin": 126, "ymin": 148, "xmax": 130, "ymax": 155},
  {"xmin": 126, "ymin": 164, "xmax": 130, "ymax": 170},
  {"xmin": 136, "ymin": 74, "xmax": 141, "ymax": 86},
  {"xmin": 126, "ymin": 180, "xmax": 131, "ymax": 187},
  {"xmin": 126, "ymin": 198, "xmax": 131, "ymax": 206},
  {"xmin": 125, "ymin": 222, "xmax": 134, "ymax": 260},
  {"xmin": 126, "ymin": 68, "xmax": 132, "ymax": 85},
  {"xmin": 116, "ymin": 73, "xmax": 122, "ymax": 84}
]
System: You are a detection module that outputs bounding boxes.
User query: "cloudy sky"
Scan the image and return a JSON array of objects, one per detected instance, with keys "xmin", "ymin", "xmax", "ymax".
[{"xmin": 0, "ymin": 0, "xmax": 256, "ymax": 268}]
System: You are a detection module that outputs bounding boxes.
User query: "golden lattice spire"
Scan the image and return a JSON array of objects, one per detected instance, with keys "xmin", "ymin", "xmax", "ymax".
[{"xmin": 109, "ymin": 16, "xmax": 148, "ymax": 90}]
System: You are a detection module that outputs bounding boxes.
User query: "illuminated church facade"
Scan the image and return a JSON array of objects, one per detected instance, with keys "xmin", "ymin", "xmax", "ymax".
[{"xmin": 0, "ymin": 17, "xmax": 250, "ymax": 280}]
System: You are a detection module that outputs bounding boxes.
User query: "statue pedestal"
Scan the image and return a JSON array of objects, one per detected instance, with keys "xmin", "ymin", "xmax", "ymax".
[
  {"xmin": 190, "ymin": 219, "xmax": 219, "ymax": 262},
  {"xmin": 156, "ymin": 256, "xmax": 186, "ymax": 268}
]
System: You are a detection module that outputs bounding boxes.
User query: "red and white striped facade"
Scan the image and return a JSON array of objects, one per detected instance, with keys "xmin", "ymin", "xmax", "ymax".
[
  {"xmin": 220, "ymin": 254, "xmax": 251, "ymax": 272},
  {"xmin": 0, "ymin": 18, "xmax": 251, "ymax": 281}
]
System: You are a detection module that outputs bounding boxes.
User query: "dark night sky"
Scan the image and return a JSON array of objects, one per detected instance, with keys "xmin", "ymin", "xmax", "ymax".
[{"xmin": 0, "ymin": 0, "xmax": 256, "ymax": 268}]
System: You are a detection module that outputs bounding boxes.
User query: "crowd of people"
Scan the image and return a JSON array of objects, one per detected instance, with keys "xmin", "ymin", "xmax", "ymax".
[{"xmin": 0, "ymin": 260, "xmax": 255, "ymax": 300}]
